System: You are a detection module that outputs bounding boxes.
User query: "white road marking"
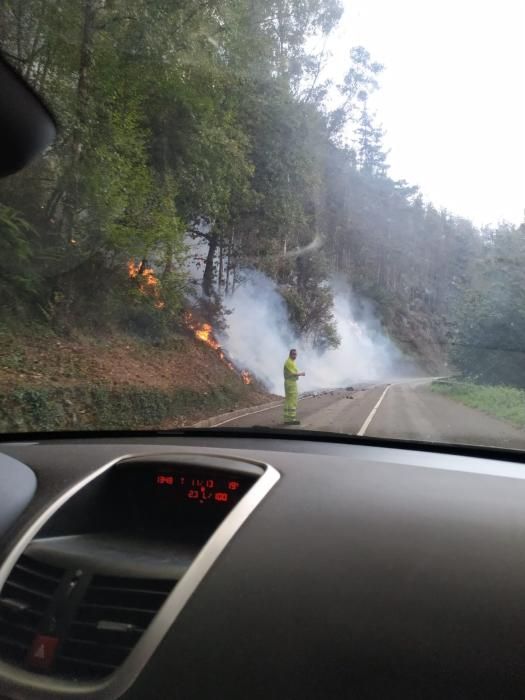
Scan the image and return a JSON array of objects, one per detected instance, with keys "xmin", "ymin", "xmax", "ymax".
[
  {"xmin": 357, "ymin": 384, "xmax": 391, "ymax": 436},
  {"xmin": 212, "ymin": 402, "xmax": 283, "ymax": 427},
  {"xmin": 212, "ymin": 393, "xmax": 311, "ymax": 427},
  {"xmin": 214, "ymin": 378, "xmax": 434, "ymax": 430}
]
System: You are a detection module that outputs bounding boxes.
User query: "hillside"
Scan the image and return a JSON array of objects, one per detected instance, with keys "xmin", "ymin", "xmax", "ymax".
[
  {"xmin": 0, "ymin": 325, "xmax": 275, "ymax": 432},
  {"xmin": 382, "ymin": 303, "xmax": 450, "ymax": 375}
]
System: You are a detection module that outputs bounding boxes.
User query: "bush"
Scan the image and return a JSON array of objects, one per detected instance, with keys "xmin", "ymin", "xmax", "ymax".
[{"xmin": 0, "ymin": 382, "xmax": 248, "ymax": 432}]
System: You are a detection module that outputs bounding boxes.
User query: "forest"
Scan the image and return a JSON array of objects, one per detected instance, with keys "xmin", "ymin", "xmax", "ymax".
[{"xmin": 1, "ymin": 0, "xmax": 524, "ymax": 389}]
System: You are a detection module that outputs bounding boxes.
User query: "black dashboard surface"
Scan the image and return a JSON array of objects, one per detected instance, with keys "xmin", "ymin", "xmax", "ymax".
[
  {"xmin": 0, "ymin": 452, "xmax": 36, "ymax": 540},
  {"xmin": 2, "ymin": 436, "xmax": 525, "ymax": 699}
]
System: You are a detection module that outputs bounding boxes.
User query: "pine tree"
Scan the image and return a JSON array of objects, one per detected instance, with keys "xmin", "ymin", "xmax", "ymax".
[{"xmin": 355, "ymin": 101, "xmax": 389, "ymax": 177}]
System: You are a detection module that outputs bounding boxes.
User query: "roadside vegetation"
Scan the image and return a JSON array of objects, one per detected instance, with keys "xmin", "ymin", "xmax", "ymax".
[
  {"xmin": 0, "ymin": 323, "xmax": 273, "ymax": 432},
  {"xmin": 432, "ymin": 380, "xmax": 525, "ymax": 429},
  {"xmin": 2, "ymin": 382, "xmax": 254, "ymax": 432}
]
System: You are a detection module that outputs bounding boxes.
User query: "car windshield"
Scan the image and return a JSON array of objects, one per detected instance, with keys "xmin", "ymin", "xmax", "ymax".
[{"xmin": 1, "ymin": 0, "xmax": 524, "ymax": 449}]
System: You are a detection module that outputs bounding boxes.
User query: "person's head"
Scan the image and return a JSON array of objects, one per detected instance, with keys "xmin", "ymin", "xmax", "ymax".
[{"xmin": 289, "ymin": 348, "xmax": 297, "ymax": 360}]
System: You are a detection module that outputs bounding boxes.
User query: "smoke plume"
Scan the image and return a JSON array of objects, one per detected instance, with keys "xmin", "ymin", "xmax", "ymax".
[{"xmin": 218, "ymin": 271, "xmax": 415, "ymax": 395}]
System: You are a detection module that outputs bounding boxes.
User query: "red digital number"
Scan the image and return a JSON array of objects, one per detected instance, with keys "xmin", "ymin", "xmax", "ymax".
[
  {"xmin": 187, "ymin": 489, "xmax": 200, "ymax": 499},
  {"xmin": 156, "ymin": 475, "xmax": 174, "ymax": 486},
  {"xmin": 215, "ymin": 492, "xmax": 229, "ymax": 502},
  {"xmin": 228, "ymin": 481, "xmax": 240, "ymax": 491}
]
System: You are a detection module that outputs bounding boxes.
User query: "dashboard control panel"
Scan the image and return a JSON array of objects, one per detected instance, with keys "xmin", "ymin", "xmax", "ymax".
[{"xmin": 105, "ymin": 459, "xmax": 260, "ymax": 543}]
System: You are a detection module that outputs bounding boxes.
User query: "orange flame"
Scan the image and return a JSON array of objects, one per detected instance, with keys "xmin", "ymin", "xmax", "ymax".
[
  {"xmin": 128, "ymin": 260, "xmax": 165, "ymax": 309},
  {"xmin": 241, "ymin": 370, "xmax": 253, "ymax": 385},
  {"xmin": 185, "ymin": 312, "xmax": 251, "ymax": 380},
  {"xmin": 194, "ymin": 323, "xmax": 221, "ymax": 351}
]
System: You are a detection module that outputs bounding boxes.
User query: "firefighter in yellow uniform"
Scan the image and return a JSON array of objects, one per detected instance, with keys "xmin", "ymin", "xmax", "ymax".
[{"xmin": 283, "ymin": 348, "xmax": 305, "ymax": 425}]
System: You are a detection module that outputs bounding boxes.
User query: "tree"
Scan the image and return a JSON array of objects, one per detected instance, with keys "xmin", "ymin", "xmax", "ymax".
[
  {"xmin": 329, "ymin": 46, "xmax": 383, "ymax": 135},
  {"xmin": 355, "ymin": 101, "xmax": 389, "ymax": 177},
  {"xmin": 452, "ymin": 224, "xmax": 525, "ymax": 387},
  {"xmin": 0, "ymin": 0, "xmax": 490, "ymax": 369}
]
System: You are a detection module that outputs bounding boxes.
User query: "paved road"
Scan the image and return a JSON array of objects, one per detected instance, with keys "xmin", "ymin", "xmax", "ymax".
[{"xmin": 220, "ymin": 378, "xmax": 525, "ymax": 450}]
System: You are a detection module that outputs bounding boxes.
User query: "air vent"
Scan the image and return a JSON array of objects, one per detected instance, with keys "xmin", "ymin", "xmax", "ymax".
[
  {"xmin": 0, "ymin": 555, "xmax": 64, "ymax": 665},
  {"xmin": 55, "ymin": 574, "xmax": 176, "ymax": 680}
]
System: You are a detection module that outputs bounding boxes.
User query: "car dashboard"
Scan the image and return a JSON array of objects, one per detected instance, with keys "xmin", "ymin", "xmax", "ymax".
[{"xmin": 1, "ymin": 434, "xmax": 525, "ymax": 699}]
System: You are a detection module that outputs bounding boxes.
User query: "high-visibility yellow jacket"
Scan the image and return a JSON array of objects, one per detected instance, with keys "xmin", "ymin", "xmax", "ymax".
[{"xmin": 284, "ymin": 357, "xmax": 299, "ymax": 395}]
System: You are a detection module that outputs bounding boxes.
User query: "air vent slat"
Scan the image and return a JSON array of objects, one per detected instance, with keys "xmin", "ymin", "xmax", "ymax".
[
  {"xmin": 16, "ymin": 555, "xmax": 63, "ymax": 581},
  {"xmin": 3, "ymin": 579, "xmax": 56, "ymax": 600},
  {"xmin": 60, "ymin": 639, "xmax": 131, "ymax": 666},
  {"xmin": 90, "ymin": 575, "xmax": 174, "ymax": 594},
  {"xmin": 83, "ymin": 587, "xmax": 168, "ymax": 610},
  {"xmin": 55, "ymin": 654, "xmax": 118, "ymax": 672},
  {"xmin": 79, "ymin": 602, "xmax": 159, "ymax": 615},
  {"xmin": 67, "ymin": 637, "xmax": 133, "ymax": 653},
  {"xmin": 1, "ymin": 585, "xmax": 50, "ymax": 614},
  {"xmin": 76, "ymin": 604, "xmax": 158, "ymax": 629},
  {"xmin": 1, "ymin": 557, "xmax": 177, "ymax": 681},
  {"xmin": 58, "ymin": 573, "xmax": 176, "ymax": 680},
  {"xmin": 69, "ymin": 621, "xmax": 143, "ymax": 647},
  {"xmin": 15, "ymin": 562, "xmax": 62, "ymax": 584},
  {"xmin": 0, "ymin": 605, "xmax": 42, "ymax": 626},
  {"xmin": 0, "ymin": 555, "xmax": 65, "ymax": 671},
  {"xmin": 71, "ymin": 619, "xmax": 146, "ymax": 633},
  {"xmin": 0, "ymin": 618, "xmax": 37, "ymax": 638},
  {"xmin": 88, "ymin": 583, "xmax": 172, "ymax": 596},
  {"xmin": 10, "ymin": 565, "xmax": 61, "ymax": 595},
  {"xmin": 0, "ymin": 626, "xmax": 34, "ymax": 665},
  {"xmin": 0, "ymin": 635, "xmax": 32, "ymax": 651}
]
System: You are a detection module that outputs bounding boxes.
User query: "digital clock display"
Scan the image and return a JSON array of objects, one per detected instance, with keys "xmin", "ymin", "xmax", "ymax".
[
  {"xmin": 107, "ymin": 463, "xmax": 257, "ymax": 543},
  {"xmin": 154, "ymin": 471, "xmax": 248, "ymax": 507}
]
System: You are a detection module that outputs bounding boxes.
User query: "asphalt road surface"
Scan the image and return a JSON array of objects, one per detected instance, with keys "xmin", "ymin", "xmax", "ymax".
[{"xmin": 219, "ymin": 378, "xmax": 525, "ymax": 450}]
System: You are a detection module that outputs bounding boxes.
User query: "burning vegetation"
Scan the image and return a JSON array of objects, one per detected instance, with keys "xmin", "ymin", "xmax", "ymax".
[
  {"xmin": 241, "ymin": 370, "xmax": 252, "ymax": 385},
  {"xmin": 184, "ymin": 312, "xmax": 253, "ymax": 385},
  {"xmin": 127, "ymin": 260, "xmax": 253, "ymax": 385},
  {"xmin": 128, "ymin": 260, "xmax": 165, "ymax": 309}
]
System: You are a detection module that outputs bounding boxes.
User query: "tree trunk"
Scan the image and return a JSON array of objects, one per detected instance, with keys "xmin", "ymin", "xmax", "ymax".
[
  {"xmin": 218, "ymin": 233, "xmax": 224, "ymax": 292},
  {"xmin": 231, "ymin": 254, "xmax": 238, "ymax": 295},
  {"xmin": 225, "ymin": 227, "xmax": 235, "ymax": 295},
  {"xmin": 163, "ymin": 243, "xmax": 173, "ymax": 277},
  {"xmin": 231, "ymin": 229, "xmax": 244, "ymax": 294},
  {"xmin": 202, "ymin": 232, "xmax": 218, "ymax": 297},
  {"xmin": 61, "ymin": 0, "xmax": 97, "ymax": 242}
]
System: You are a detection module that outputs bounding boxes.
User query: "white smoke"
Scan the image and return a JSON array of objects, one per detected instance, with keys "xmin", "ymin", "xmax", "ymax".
[
  {"xmin": 185, "ymin": 233, "xmax": 208, "ymax": 291},
  {"xmin": 218, "ymin": 270, "xmax": 415, "ymax": 395}
]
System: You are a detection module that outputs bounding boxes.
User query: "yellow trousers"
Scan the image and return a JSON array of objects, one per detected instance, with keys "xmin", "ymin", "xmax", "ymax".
[{"xmin": 284, "ymin": 380, "xmax": 298, "ymax": 422}]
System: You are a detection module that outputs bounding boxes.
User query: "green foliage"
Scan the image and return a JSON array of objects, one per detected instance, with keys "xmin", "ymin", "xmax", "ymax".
[
  {"xmin": 451, "ymin": 225, "xmax": 525, "ymax": 388},
  {"xmin": 0, "ymin": 205, "xmax": 40, "ymax": 309},
  {"xmin": 0, "ymin": 0, "xmax": 392, "ymax": 349},
  {"xmin": 432, "ymin": 380, "xmax": 525, "ymax": 428},
  {"xmin": 281, "ymin": 253, "xmax": 340, "ymax": 349},
  {"xmin": 2, "ymin": 382, "xmax": 249, "ymax": 432},
  {"xmin": 355, "ymin": 103, "xmax": 389, "ymax": 176},
  {"xmin": 0, "ymin": 0, "xmax": 500, "ymax": 392}
]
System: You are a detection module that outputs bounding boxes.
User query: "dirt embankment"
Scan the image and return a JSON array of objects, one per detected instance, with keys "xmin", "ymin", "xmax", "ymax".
[{"xmin": 0, "ymin": 328, "xmax": 276, "ymax": 432}]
